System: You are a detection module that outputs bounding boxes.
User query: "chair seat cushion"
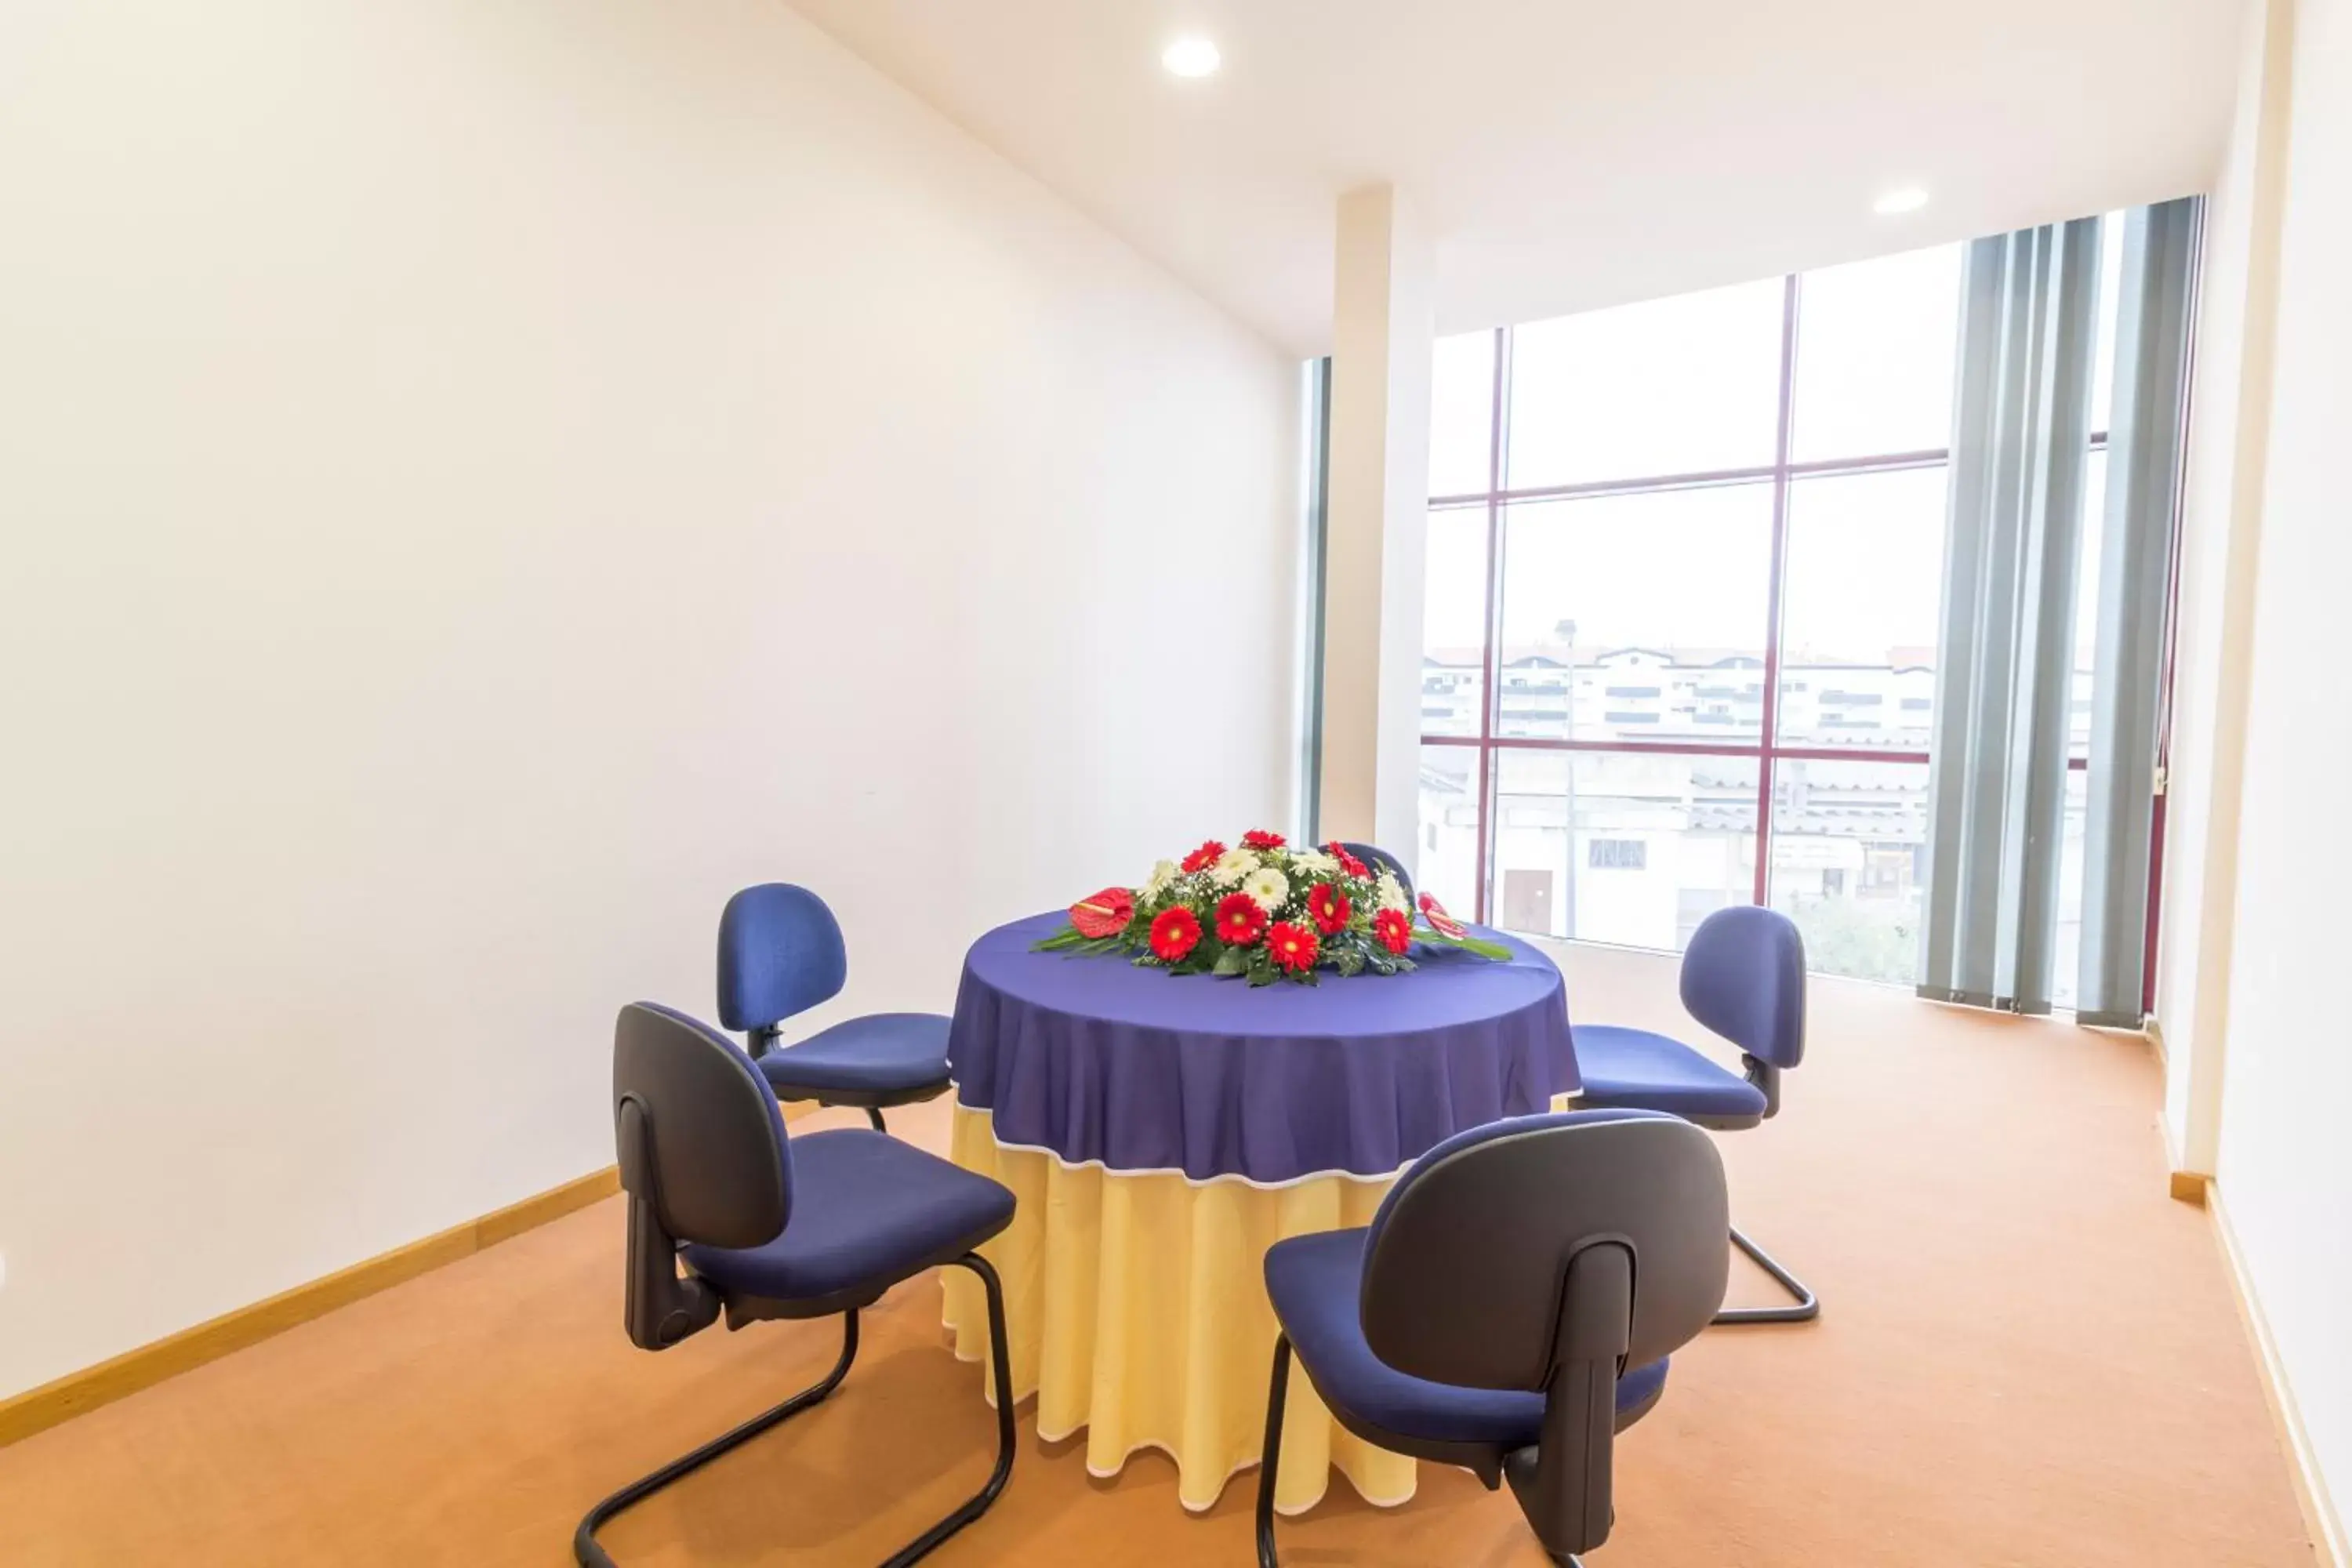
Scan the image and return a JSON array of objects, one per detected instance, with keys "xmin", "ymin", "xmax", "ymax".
[
  {"xmin": 682, "ymin": 1129, "xmax": 1013, "ymax": 1305},
  {"xmin": 1265, "ymin": 1228, "xmax": 1668, "ymax": 1450},
  {"xmin": 1570, "ymin": 1025, "xmax": 1769, "ymax": 1123},
  {"xmin": 755, "ymin": 1012, "xmax": 951, "ymax": 1096}
]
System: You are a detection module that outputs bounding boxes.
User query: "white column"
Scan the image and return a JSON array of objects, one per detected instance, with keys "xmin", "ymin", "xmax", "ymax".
[{"xmin": 1318, "ymin": 184, "xmax": 1434, "ymax": 866}]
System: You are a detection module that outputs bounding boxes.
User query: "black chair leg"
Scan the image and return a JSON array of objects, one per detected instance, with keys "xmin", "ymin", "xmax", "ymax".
[
  {"xmin": 880, "ymin": 1252, "xmax": 1018, "ymax": 1566},
  {"xmin": 575, "ymin": 1309, "xmax": 861, "ymax": 1567},
  {"xmin": 866, "ymin": 1106, "xmax": 889, "ymax": 1133},
  {"xmin": 1713, "ymin": 1224, "xmax": 1820, "ymax": 1325},
  {"xmin": 1254, "ymin": 1334, "xmax": 1292, "ymax": 1568},
  {"xmin": 576, "ymin": 1254, "xmax": 1014, "ymax": 1568}
]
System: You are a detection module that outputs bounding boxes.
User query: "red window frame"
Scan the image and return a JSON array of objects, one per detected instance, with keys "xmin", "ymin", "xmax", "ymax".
[{"xmin": 1428, "ymin": 270, "xmax": 2146, "ymax": 994}]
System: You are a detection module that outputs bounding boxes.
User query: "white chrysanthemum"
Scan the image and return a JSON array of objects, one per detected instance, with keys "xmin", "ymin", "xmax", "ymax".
[
  {"xmin": 1242, "ymin": 866, "xmax": 1291, "ymax": 913},
  {"xmin": 1289, "ymin": 848, "xmax": 1339, "ymax": 878},
  {"xmin": 1374, "ymin": 871, "xmax": 1410, "ymax": 913},
  {"xmin": 1210, "ymin": 847, "xmax": 1261, "ymax": 887},
  {"xmin": 1138, "ymin": 858, "xmax": 1178, "ymax": 901}
]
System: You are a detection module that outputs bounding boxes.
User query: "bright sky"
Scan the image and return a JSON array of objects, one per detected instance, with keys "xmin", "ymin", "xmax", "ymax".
[{"xmin": 1425, "ymin": 223, "xmax": 2125, "ymax": 667}]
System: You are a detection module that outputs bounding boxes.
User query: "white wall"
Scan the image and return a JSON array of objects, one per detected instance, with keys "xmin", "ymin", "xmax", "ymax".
[
  {"xmin": 2154, "ymin": 0, "xmax": 2294, "ymax": 1173},
  {"xmin": 0, "ymin": 0, "xmax": 1298, "ymax": 1399},
  {"xmin": 2186, "ymin": 0, "xmax": 2352, "ymax": 1551},
  {"xmin": 2111, "ymin": 0, "xmax": 2352, "ymax": 1542}
]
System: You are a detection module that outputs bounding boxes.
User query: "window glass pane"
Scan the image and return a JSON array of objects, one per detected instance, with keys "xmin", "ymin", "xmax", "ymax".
[
  {"xmin": 1777, "ymin": 466, "xmax": 1948, "ymax": 750},
  {"xmin": 1790, "ymin": 244, "xmax": 1962, "ymax": 461},
  {"xmin": 1428, "ymin": 330, "xmax": 1497, "ymax": 497},
  {"xmin": 1767, "ymin": 758, "xmax": 1931, "ymax": 984},
  {"xmin": 1497, "ymin": 485, "xmax": 1773, "ymax": 742},
  {"xmin": 2071, "ymin": 449, "xmax": 2107, "ymax": 759},
  {"xmin": 1421, "ymin": 506, "xmax": 1487, "ymax": 738},
  {"xmin": 2090, "ymin": 210, "xmax": 2125, "ymax": 437},
  {"xmin": 2052, "ymin": 765, "xmax": 2089, "ymax": 1009},
  {"xmin": 1491, "ymin": 750, "xmax": 1759, "ymax": 948},
  {"xmin": 1417, "ymin": 744, "xmax": 1482, "ymax": 917},
  {"xmin": 1506, "ymin": 278, "xmax": 1784, "ymax": 489}
]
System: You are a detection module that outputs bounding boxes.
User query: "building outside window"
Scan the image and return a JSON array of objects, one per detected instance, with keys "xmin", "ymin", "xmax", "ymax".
[{"xmin": 1421, "ymin": 224, "xmax": 2126, "ymax": 992}]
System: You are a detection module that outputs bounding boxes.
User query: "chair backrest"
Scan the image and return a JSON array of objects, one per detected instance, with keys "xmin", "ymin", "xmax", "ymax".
[
  {"xmin": 1338, "ymin": 841, "xmax": 1414, "ymax": 907},
  {"xmin": 717, "ymin": 884, "xmax": 848, "ymax": 1034},
  {"xmin": 612, "ymin": 1002, "xmax": 793, "ymax": 1348},
  {"xmin": 1359, "ymin": 1109, "xmax": 1729, "ymax": 1558},
  {"xmin": 1679, "ymin": 904, "xmax": 1806, "ymax": 1070}
]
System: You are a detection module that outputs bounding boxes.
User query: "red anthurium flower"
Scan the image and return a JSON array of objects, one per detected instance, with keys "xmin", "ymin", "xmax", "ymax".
[
  {"xmin": 1374, "ymin": 907, "xmax": 1413, "ymax": 955},
  {"xmin": 1069, "ymin": 887, "xmax": 1136, "ymax": 938},
  {"xmin": 1149, "ymin": 906, "xmax": 1203, "ymax": 962},
  {"xmin": 1306, "ymin": 882, "xmax": 1352, "ymax": 936},
  {"xmin": 1242, "ymin": 829, "xmax": 1287, "ymax": 851},
  {"xmin": 1214, "ymin": 891, "xmax": 1269, "ymax": 946},
  {"xmin": 1267, "ymin": 920, "xmax": 1321, "ymax": 974},
  {"xmin": 1326, "ymin": 842, "xmax": 1370, "ymax": 880},
  {"xmin": 1418, "ymin": 891, "xmax": 1468, "ymax": 940},
  {"xmin": 1181, "ymin": 839, "xmax": 1227, "ymax": 875}
]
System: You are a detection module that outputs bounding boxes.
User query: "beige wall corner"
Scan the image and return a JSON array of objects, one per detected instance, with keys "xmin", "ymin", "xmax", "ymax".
[
  {"xmin": 2154, "ymin": 0, "xmax": 2297, "ymax": 1179},
  {"xmin": 1319, "ymin": 183, "xmax": 1435, "ymax": 862}
]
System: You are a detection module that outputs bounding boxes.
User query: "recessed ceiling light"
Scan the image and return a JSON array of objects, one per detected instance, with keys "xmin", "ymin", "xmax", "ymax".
[
  {"xmin": 1162, "ymin": 37, "xmax": 1221, "ymax": 78},
  {"xmin": 1874, "ymin": 187, "xmax": 1929, "ymax": 216}
]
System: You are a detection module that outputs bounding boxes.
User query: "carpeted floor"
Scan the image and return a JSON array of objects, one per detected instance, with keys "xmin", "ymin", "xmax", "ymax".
[{"xmin": 0, "ymin": 942, "xmax": 2317, "ymax": 1566}]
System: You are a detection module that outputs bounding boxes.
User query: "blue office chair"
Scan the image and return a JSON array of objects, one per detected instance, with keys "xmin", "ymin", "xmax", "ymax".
[
  {"xmin": 1255, "ymin": 1109, "xmax": 1730, "ymax": 1567},
  {"xmin": 1337, "ymin": 841, "xmax": 1414, "ymax": 909},
  {"xmin": 717, "ymin": 884, "xmax": 952, "ymax": 1134},
  {"xmin": 1571, "ymin": 904, "xmax": 1815, "ymax": 1325},
  {"xmin": 576, "ymin": 1002, "xmax": 1016, "ymax": 1568}
]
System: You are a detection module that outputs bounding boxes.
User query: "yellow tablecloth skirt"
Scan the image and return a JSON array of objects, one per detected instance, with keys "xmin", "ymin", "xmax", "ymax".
[{"xmin": 937, "ymin": 1103, "xmax": 1415, "ymax": 1515}]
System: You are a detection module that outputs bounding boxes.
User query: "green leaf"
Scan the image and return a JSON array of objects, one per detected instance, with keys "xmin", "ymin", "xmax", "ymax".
[{"xmin": 1212, "ymin": 946, "xmax": 1250, "ymax": 977}]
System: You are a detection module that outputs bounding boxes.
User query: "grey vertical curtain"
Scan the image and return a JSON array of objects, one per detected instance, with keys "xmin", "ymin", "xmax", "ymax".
[
  {"xmin": 1918, "ymin": 217, "xmax": 2103, "ymax": 1014},
  {"xmin": 2077, "ymin": 198, "xmax": 2200, "ymax": 1025}
]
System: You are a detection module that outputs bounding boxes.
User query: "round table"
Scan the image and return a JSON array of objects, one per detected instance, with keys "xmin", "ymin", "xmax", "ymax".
[{"xmin": 936, "ymin": 911, "xmax": 1579, "ymax": 1515}]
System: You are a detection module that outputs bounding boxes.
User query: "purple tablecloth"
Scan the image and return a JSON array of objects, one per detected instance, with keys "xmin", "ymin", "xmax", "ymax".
[{"xmin": 946, "ymin": 913, "xmax": 1580, "ymax": 1185}]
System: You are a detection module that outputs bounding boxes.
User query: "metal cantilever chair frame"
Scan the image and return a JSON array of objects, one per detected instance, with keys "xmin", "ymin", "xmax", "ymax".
[
  {"xmin": 1573, "ymin": 905, "xmax": 1818, "ymax": 1327},
  {"xmin": 1671, "ymin": 1056, "xmax": 1818, "ymax": 1327},
  {"xmin": 576, "ymin": 1003, "xmax": 1015, "ymax": 1568}
]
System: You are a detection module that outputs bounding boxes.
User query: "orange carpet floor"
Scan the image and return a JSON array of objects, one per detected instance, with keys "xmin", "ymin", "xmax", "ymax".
[{"xmin": 0, "ymin": 943, "xmax": 2316, "ymax": 1566}]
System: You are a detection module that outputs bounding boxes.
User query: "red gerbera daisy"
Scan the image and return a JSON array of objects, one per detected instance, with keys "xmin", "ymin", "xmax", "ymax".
[
  {"xmin": 1214, "ymin": 891, "xmax": 1269, "ymax": 946},
  {"xmin": 1181, "ymin": 839, "xmax": 1227, "ymax": 875},
  {"xmin": 1306, "ymin": 882, "xmax": 1352, "ymax": 936},
  {"xmin": 1326, "ymin": 842, "xmax": 1370, "ymax": 880},
  {"xmin": 1267, "ymin": 920, "xmax": 1321, "ymax": 974},
  {"xmin": 1374, "ymin": 906, "xmax": 1413, "ymax": 955},
  {"xmin": 1149, "ymin": 906, "xmax": 1203, "ymax": 962},
  {"xmin": 1241, "ymin": 829, "xmax": 1287, "ymax": 851}
]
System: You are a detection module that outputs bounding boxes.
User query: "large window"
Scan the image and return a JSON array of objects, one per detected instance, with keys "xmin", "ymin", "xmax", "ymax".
[{"xmin": 1421, "ymin": 240, "xmax": 2115, "ymax": 989}]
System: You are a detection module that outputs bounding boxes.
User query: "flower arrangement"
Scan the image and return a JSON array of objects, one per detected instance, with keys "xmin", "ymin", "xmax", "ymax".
[{"xmin": 1035, "ymin": 831, "xmax": 1512, "ymax": 985}]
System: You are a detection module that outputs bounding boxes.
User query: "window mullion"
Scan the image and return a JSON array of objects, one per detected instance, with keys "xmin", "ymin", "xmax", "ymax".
[
  {"xmin": 1473, "ymin": 325, "xmax": 1510, "ymax": 924},
  {"xmin": 1754, "ymin": 273, "xmax": 1802, "ymax": 907}
]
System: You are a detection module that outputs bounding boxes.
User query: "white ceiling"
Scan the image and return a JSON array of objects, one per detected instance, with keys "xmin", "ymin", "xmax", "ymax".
[{"xmin": 783, "ymin": 0, "xmax": 2242, "ymax": 357}]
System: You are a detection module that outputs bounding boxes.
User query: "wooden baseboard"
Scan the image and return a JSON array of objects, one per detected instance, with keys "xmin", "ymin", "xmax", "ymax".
[
  {"xmin": 0, "ymin": 1165, "xmax": 621, "ymax": 1451},
  {"xmin": 0, "ymin": 1097, "xmax": 833, "ymax": 1451},
  {"xmin": 2208, "ymin": 1181, "xmax": 2349, "ymax": 1567}
]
